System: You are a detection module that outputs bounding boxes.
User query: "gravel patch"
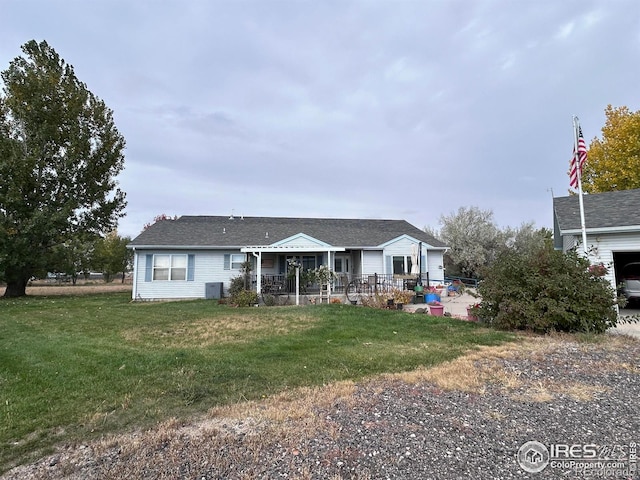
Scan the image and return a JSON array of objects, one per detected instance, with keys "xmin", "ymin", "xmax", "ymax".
[{"xmin": 3, "ymin": 334, "xmax": 639, "ymax": 480}]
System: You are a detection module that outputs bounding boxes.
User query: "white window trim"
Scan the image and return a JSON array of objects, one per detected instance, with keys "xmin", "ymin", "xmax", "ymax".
[
  {"xmin": 230, "ymin": 254, "xmax": 245, "ymax": 270},
  {"xmin": 392, "ymin": 255, "xmax": 412, "ymax": 275},
  {"xmin": 153, "ymin": 254, "xmax": 188, "ymax": 281}
]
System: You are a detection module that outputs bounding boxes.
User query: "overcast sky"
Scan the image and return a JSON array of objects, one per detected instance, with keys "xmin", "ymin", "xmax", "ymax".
[{"xmin": 2, "ymin": 0, "xmax": 639, "ymax": 239}]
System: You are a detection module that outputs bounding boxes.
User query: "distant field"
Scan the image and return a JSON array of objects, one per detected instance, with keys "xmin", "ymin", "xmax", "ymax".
[{"xmin": 7, "ymin": 280, "xmax": 133, "ymax": 296}]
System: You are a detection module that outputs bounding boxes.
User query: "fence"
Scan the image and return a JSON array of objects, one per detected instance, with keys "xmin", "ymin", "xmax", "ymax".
[
  {"xmin": 444, "ymin": 275, "xmax": 479, "ymax": 288},
  {"xmin": 255, "ymin": 272, "xmax": 454, "ymax": 296}
]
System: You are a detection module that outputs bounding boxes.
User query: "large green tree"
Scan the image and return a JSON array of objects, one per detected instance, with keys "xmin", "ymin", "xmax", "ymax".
[
  {"xmin": 50, "ymin": 235, "xmax": 96, "ymax": 285},
  {"xmin": 437, "ymin": 206, "xmax": 506, "ymax": 279},
  {"xmin": 0, "ymin": 40, "xmax": 126, "ymax": 297},
  {"xmin": 581, "ymin": 105, "xmax": 640, "ymax": 193},
  {"xmin": 92, "ymin": 231, "xmax": 132, "ymax": 283},
  {"xmin": 502, "ymin": 222, "xmax": 552, "ymax": 256},
  {"xmin": 434, "ymin": 208, "xmax": 551, "ymax": 279}
]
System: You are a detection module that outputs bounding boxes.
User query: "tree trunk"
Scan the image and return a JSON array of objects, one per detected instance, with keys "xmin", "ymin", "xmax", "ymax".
[{"xmin": 4, "ymin": 277, "xmax": 28, "ymax": 297}]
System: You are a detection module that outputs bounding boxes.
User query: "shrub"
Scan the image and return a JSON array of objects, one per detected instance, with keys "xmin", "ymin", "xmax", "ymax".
[
  {"xmin": 391, "ymin": 288, "xmax": 414, "ymax": 304},
  {"xmin": 230, "ymin": 289, "xmax": 258, "ymax": 307},
  {"xmin": 229, "ymin": 273, "xmax": 258, "ymax": 307},
  {"xmin": 361, "ymin": 292, "xmax": 392, "ymax": 309},
  {"xmin": 261, "ymin": 293, "xmax": 291, "ymax": 306},
  {"xmin": 313, "ymin": 265, "xmax": 337, "ymax": 285},
  {"xmin": 477, "ymin": 244, "xmax": 618, "ymax": 334},
  {"xmin": 228, "ymin": 276, "xmax": 245, "ymax": 298}
]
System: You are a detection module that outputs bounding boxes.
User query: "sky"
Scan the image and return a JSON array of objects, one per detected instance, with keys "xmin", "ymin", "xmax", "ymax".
[{"xmin": 2, "ymin": 0, "xmax": 639, "ymax": 239}]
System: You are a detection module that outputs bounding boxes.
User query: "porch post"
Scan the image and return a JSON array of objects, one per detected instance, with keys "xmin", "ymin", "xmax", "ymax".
[
  {"xmin": 252, "ymin": 251, "xmax": 262, "ymax": 295},
  {"xmin": 295, "ymin": 265, "xmax": 300, "ymax": 306},
  {"xmin": 327, "ymin": 248, "xmax": 332, "ymax": 298},
  {"xmin": 131, "ymin": 248, "xmax": 138, "ymax": 300}
]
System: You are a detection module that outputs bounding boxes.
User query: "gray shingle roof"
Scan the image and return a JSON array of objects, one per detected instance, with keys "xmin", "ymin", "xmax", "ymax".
[
  {"xmin": 129, "ymin": 216, "xmax": 447, "ymax": 249},
  {"xmin": 553, "ymin": 188, "xmax": 640, "ymax": 231}
]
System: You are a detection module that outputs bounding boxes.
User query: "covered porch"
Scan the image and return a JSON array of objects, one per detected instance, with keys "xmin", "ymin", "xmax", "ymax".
[{"xmin": 241, "ymin": 245, "xmax": 346, "ymax": 302}]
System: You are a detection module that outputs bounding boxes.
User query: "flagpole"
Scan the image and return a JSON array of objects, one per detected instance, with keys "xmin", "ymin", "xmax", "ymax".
[{"xmin": 573, "ymin": 115, "xmax": 588, "ymax": 257}]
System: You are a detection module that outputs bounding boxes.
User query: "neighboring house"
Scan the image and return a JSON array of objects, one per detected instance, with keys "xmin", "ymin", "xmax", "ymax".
[
  {"xmin": 553, "ymin": 188, "xmax": 640, "ymax": 292},
  {"xmin": 127, "ymin": 215, "xmax": 448, "ymax": 301}
]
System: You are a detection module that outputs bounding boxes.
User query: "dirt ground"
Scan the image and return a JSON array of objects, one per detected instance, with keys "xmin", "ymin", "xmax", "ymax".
[
  {"xmin": 1, "ymin": 334, "xmax": 638, "ymax": 480},
  {"xmin": 2, "ymin": 280, "xmax": 133, "ymax": 297}
]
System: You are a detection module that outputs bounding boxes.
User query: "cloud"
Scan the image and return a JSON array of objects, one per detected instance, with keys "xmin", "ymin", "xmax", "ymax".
[{"xmin": 0, "ymin": 0, "xmax": 638, "ymax": 238}]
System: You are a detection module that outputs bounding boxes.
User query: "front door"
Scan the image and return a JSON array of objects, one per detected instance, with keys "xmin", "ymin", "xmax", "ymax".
[{"xmin": 334, "ymin": 254, "xmax": 351, "ymax": 288}]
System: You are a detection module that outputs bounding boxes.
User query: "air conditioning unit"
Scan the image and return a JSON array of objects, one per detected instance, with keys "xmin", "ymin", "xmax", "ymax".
[{"xmin": 204, "ymin": 282, "xmax": 223, "ymax": 299}]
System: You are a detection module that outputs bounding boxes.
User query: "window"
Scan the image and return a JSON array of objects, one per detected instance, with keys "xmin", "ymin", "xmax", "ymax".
[
  {"xmin": 334, "ymin": 256, "xmax": 349, "ymax": 273},
  {"xmin": 223, "ymin": 253, "xmax": 247, "ymax": 271},
  {"xmin": 284, "ymin": 255, "xmax": 316, "ymax": 270},
  {"xmin": 230, "ymin": 254, "xmax": 244, "ymax": 270},
  {"xmin": 302, "ymin": 255, "xmax": 317, "ymax": 271},
  {"xmin": 153, "ymin": 255, "xmax": 170, "ymax": 280},
  {"xmin": 153, "ymin": 254, "xmax": 187, "ymax": 281},
  {"xmin": 392, "ymin": 256, "xmax": 412, "ymax": 275},
  {"xmin": 170, "ymin": 255, "xmax": 187, "ymax": 280}
]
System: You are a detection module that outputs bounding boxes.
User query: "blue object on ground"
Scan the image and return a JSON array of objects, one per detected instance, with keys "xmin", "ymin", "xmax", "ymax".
[{"xmin": 426, "ymin": 293, "xmax": 441, "ymax": 303}]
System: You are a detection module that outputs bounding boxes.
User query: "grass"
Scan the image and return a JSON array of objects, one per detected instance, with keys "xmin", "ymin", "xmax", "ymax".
[{"xmin": 0, "ymin": 293, "xmax": 514, "ymax": 471}]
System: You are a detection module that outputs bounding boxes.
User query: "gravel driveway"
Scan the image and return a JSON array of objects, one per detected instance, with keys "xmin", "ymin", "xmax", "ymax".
[
  {"xmin": 3, "ymin": 334, "xmax": 639, "ymax": 480},
  {"xmin": 617, "ymin": 307, "xmax": 640, "ymax": 339}
]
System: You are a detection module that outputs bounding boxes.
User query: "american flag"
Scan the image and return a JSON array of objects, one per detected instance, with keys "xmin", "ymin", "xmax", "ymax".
[{"xmin": 569, "ymin": 126, "xmax": 588, "ymax": 189}]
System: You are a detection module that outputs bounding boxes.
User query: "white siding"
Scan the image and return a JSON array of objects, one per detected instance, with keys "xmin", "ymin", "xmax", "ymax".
[
  {"xmin": 584, "ymin": 232, "xmax": 640, "ymax": 289},
  {"xmin": 132, "ymin": 249, "xmax": 243, "ymax": 300},
  {"xmin": 562, "ymin": 235, "xmax": 579, "ymax": 251},
  {"xmin": 362, "ymin": 251, "xmax": 383, "ymax": 275},
  {"xmin": 382, "ymin": 237, "xmax": 413, "ymax": 275},
  {"xmin": 275, "ymin": 233, "xmax": 327, "ymax": 248},
  {"xmin": 425, "ymin": 251, "xmax": 446, "ymax": 283},
  {"xmin": 383, "ymin": 237, "xmax": 415, "ymax": 257},
  {"xmin": 381, "ymin": 237, "xmax": 443, "ymax": 280},
  {"xmin": 561, "ymin": 231, "xmax": 640, "ymax": 293}
]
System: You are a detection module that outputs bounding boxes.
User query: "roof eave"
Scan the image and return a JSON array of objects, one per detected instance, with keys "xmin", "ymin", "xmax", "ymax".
[
  {"xmin": 128, "ymin": 243, "xmax": 450, "ymax": 251},
  {"xmin": 559, "ymin": 225, "xmax": 640, "ymax": 236},
  {"xmin": 127, "ymin": 244, "xmax": 241, "ymax": 250}
]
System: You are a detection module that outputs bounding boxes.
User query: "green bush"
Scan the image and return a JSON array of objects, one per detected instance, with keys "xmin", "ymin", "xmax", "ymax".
[
  {"xmin": 230, "ymin": 289, "xmax": 259, "ymax": 307},
  {"xmin": 228, "ymin": 261, "xmax": 253, "ymax": 300},
  {"xmin": 229, "ymin": 271, "xmax": 259, "ymax": 307},
  {"xmin": 228, "ymin": 276, "xmax": 245, "ymax": 298},
  {"xmin": 477, "ymin": 244, "xmax": 618, "ymax": 333}
]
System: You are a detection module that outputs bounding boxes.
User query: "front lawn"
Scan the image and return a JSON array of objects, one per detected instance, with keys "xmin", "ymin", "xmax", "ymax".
[{"xmin": 0, "ymin": 293, "xmax": 514, "ymax": 471}]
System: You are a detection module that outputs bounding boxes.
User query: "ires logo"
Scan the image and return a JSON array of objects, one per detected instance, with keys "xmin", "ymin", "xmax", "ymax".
[
  {"xmin": 550, "ymin": 444, "xmax": 599, "ymax": 459},
  {"xmin": 550, "ymin": 444, "xmax": 627, "ymax": 460},
  {"xmin": 518, "ymin": 441, "xmax": 631, "ymax": 474}
]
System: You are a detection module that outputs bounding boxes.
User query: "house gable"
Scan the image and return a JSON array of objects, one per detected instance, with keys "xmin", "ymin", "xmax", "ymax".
[
  {"xmin": 271, "ymin": 232, "xmax": 332, "ymax": 248},
  {"xmin": 379, "ymin": 234, "xmax": 417, "ymax": 249},
  {"xmin": 378, "ymin": 234, "xmax": 446, "ymax": 250}
]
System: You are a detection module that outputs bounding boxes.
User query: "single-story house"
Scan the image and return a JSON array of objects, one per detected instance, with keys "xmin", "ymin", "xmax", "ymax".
[
  {"xmin": 553, "ymin": 188, "xmax": 640, "ymax": 291},
  {"xmin": 127, "ymin": 215, "xmax": 448, "ymax": 301}
]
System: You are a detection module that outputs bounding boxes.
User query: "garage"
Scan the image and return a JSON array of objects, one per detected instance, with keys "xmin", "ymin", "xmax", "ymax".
[
  {"xmin": 553, "ymin": 188, "xmax": 640, "ymax": 311},
  {"xmin": 614, "ymin": 251, "xmax": 640, "ymax": 309},
  {"xmin": 613, "ymin": 252, "xmax": 640, "ymax": 286}
]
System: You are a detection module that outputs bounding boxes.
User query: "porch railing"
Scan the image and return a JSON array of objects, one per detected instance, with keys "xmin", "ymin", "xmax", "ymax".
[
  {"xmin": 444, "ymin": 275, "xmax": 479, "ymax": 288},
  {"xmin": 254, "ymin": 273, "xmax": 432, "ymax": 295}
]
